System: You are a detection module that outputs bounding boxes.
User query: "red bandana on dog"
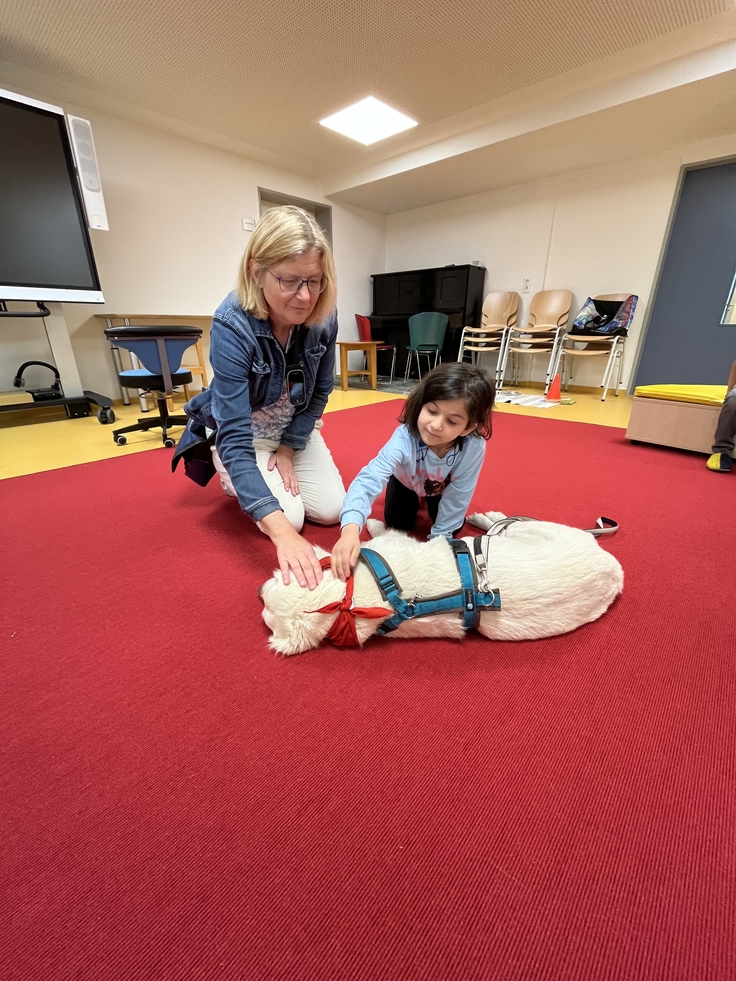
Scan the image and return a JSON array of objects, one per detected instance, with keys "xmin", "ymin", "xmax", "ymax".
[{"xmin": 305, "ymin": 557, "xmax": 389, "ymax": 647}]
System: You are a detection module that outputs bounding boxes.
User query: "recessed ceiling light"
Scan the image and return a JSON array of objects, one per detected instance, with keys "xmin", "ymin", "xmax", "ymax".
[{"xmin": 319, "ymin": 96, "xmax": 418, "ymax": 145}]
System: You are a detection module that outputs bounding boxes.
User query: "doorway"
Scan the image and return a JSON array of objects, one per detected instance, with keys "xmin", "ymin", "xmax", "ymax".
[
  {"xmin": 257, "ymin": 188, "xmax": 332, "ymax": 248},
  {"xmin": 634, "ymin": 159, "xmax": 736, "ymax": 387}
]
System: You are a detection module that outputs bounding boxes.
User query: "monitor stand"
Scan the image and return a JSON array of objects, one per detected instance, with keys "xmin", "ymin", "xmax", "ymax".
[{"xmin": 0, "ymin": 301, "xmax": 114, "ymax": 423}]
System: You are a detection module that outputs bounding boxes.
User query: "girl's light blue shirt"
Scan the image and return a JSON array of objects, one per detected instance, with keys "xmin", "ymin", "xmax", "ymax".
[{"xmin": 340, "ymin": 424, "xmax": 486, "ymax": 539}]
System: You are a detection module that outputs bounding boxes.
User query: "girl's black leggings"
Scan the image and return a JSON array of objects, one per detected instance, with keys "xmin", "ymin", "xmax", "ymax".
[{"xmin": 384, "ymin": 475, "xmax": 463, "ymax": 537}]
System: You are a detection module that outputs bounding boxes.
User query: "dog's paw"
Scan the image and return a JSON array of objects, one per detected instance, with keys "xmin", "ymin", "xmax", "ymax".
[
  {"xmin": 467, "ymin": 511, "xmax": 507, "ymax": 531},
  {"xmin": 366, "ymin": 519, "xmax": 387, "ymax": 538}
]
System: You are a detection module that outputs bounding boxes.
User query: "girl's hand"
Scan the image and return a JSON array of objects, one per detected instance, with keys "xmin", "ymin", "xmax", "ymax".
[
  {"xmin": 331, "ymin": 525, "xmax": 362, "ymax": 582},
  {"xmin": 268, "ymin": 445, "xmax": 299, "ymax": 496}
]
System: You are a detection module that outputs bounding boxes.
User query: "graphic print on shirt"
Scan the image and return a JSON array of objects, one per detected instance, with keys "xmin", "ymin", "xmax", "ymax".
[
  {"xmin": 424, "ymin": 473, "xmax": 453, "ymax": 497},
  {"xmin": 402, "ymin": 464, "xmax": 454, "ymax": 498}
]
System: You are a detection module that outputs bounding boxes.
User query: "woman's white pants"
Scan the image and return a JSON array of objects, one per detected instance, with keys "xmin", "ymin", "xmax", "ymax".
[{"xmin": 211, "ymin": 428, "xmax": 345, "ymax": 531}]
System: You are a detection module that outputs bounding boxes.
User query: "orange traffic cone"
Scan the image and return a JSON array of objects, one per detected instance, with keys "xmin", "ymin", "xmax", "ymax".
[{"xmin": 546, "ymin": 373, "xmax": 561, "ymax": 401}]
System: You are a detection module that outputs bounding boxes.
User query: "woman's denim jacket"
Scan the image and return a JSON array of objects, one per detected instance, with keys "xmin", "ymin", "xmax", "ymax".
[{"xmin": 175, "ymin": 292, "xmax": 338, "ymax": 523}]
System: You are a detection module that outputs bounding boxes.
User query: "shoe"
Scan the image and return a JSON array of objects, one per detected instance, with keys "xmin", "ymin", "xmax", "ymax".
[{"xmin": 706, "ymin": 452, "xmax": 732, "ymax": 472}]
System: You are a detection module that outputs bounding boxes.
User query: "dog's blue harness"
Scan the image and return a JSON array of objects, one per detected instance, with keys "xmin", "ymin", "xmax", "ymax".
[{"xmin": 359, "ymin": 538, "xmax": 501, "ymax": 636}]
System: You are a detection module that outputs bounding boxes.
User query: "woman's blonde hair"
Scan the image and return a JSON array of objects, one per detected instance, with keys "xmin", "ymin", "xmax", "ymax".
[{"xmin": 236, "ymin": 205, "xmax": 337, "ymax": 325}]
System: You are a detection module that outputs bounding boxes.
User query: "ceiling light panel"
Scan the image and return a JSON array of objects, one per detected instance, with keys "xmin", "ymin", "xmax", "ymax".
[{"xmin": 320, "ymin": 96, "xmax": 418, "ymax": 145}]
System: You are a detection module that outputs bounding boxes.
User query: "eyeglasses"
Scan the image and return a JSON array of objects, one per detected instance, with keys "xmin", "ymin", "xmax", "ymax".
[{"xmin": 267, "ymin": 270, "xmax": 327, "ymax": 295}]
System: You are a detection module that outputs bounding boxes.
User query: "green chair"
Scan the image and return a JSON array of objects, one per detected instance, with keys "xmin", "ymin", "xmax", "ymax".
[{"xmin": 404, "ymin": 312, "xmax": 449, "ymax": 382}]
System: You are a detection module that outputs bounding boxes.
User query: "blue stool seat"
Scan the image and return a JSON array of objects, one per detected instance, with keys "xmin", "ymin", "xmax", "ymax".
[{"xmin": 119, "ymin": 368, "xmax": 193, "ymax": 390}]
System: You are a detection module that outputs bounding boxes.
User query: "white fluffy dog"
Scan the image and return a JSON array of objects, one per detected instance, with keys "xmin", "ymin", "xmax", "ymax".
[{"xmin": 260, "ymin": 512, "xmax": 624, "ymax": 656}]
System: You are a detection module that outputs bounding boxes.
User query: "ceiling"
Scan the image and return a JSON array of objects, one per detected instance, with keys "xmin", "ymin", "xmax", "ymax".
[{"xmin": 1, "ymin": 0, "xmax": 735, "ymax": 212}]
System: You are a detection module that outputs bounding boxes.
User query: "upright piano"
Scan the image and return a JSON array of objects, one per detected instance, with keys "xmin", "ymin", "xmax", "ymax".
[{"xmin": 369, "ymin": 263, "xmax": 487, "ymax": 376}]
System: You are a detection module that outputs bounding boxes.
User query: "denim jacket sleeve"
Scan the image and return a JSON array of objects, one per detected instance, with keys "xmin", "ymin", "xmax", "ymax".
[
  {"xmin": 208, "ymin": 317, "xmax": 282, "ymax": 524},
  {"xmin": 280, "ymin": 310, "xmax": 338, "ymax": 451}
]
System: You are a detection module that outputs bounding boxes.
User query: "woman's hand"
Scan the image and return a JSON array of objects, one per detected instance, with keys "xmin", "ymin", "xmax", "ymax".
[
  {"xmin": 331, "ymin": 525, "xmax": 362, "ymax": 582},
  {"xmin": 268, "ymin": 445, "xmax": 299, "ymax": 495},
  {"xmin": 260, "ymin": 512, "xmax": 323, "ymax": 590}
]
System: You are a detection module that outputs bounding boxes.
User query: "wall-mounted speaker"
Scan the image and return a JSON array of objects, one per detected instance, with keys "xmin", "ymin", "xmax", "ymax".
[{"xmin": 66, "ymin": 115, "xmax": 109, "ymax": 230}]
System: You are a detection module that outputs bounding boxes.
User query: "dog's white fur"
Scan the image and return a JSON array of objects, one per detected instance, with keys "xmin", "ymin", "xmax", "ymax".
[{"xmin": 260, "ymin": 512, "xmax": 624, "ymax": 656}]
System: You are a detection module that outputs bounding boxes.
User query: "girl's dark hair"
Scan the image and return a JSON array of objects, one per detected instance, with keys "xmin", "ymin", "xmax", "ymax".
[{"xmin": 400, "ymin": 361, "xmax": 495, "ymax": 442}]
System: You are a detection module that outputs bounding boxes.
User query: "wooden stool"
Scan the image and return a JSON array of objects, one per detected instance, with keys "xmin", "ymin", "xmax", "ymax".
[{"xmin": 336, "ymin": 341, "xmax": 379, "ymax": 391}]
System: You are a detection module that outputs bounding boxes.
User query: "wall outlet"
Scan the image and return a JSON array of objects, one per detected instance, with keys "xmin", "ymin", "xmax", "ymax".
[
  {"xmin": 242, "ymin": 216, "xmax": 256, "ymax": 232},
  {"xmin": 471, "ymin": 259, "xmax": 480, "ymax": 266},
  {"xmin": 522, "ymin": 276, "xmax": 531, "ymax": 293}
]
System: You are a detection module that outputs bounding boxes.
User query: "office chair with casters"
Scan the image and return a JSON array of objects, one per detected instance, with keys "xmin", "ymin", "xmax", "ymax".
[
  {"xmin": 355, "ymin": 314, "xmax": 397, "ymax": 385},
  {"xmin": 457, "ymin": 291, "xmax": 520, "ymax": 387},
  {"xmin": 103, "ymin": 325, "xmax": 203, "ymax": 447},
  {"xmin": 404, "ymin": 312, "xmax": 449, "ymax": 382}
]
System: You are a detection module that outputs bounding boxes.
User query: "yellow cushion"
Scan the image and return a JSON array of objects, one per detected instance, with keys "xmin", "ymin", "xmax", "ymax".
[{"xmin": 633, "ymin": 384, "xmax": 727, "ymax": 406}]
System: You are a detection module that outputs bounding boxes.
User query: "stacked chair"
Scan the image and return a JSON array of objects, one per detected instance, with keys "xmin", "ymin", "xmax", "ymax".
[
  {"xmin": 559, "ymin": 294, "xmax": 638, "ymax": 401},
  {"xmin": 498, "ymin": 289, "xmax": 573, "ymax": 394},
  {"xmin": 457, "ymin": 291, "xmax": 520, "ymax": 387}
]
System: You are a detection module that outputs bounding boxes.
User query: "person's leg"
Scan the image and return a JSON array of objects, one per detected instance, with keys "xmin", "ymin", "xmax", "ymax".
[
  {"xmin": 291, "ymin": 428, "xmax": 346, "ymax": 525},
  {"xmin": 211, "ymin": 447, "xmax": 237, "ymax": 497},
  {"xmin": 708, "ymin": 387, "xmax": 736, "ymax": 472},
  {"xmin": 253, "ymin": 439, "xmax": 307, "ymax": 529},
  {"xmin": 426, "ymin": 493, "xmax": 464, "ymax": 537},
  {"xmin": 384, "ymin": 475, "xmax": 420, "ymax": 531},
  {"xmin": 211, "ymin": 440, "xmax": 306, "ymax": 530}
]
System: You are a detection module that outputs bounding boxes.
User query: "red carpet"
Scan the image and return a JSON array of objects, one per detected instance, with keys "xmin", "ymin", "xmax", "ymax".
[{"xmin": 2, "ymin": 402, "xmax": 735, "ymax": 981}]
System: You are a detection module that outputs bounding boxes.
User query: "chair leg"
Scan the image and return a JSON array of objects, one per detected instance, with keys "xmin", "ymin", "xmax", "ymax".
[
  {"xmin": 614, "ymin": 346, "xmax": 624, "ymax": 395},
  {"xmin": 111, "ymin": 393, "xmax": 189, "ymax": 445},
  {"xmin": 600, "ymin": 340, "xmax": 619, "ymax": 401},
  {"xmin": 388, "ymin": 349, "xmax": 396, "ymax": 386},
  {"xmin": 404, "ymin": 350, "xmax": 413, "ymax": 384},
  {"xmin": 544, "ymin": 330, "xmax": 564, "ymax": 394},
  {"xmin": 496, "ymin": 335, "xmax": 509, "ymax": 390}
]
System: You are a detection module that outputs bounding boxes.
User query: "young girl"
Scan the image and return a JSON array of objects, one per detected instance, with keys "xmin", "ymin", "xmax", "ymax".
[{"xmin": 331, "ymin": 361, "xmax": 495, "ymax": 581}]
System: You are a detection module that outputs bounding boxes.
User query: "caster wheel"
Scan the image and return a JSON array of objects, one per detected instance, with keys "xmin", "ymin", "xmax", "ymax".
[
  {"xmin": 114, "ymin": 434, "xmax": 127, "ymax": 445},
  {"xmin": 163, "ymin": 438, "xmax": 175, "ymax": 448},
  {"xmin": 98, "ymin": 408, "xmax": 116, "ymax": 424}
]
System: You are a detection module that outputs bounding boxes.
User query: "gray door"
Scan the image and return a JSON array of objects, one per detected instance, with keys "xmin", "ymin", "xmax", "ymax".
[{"xmin": 634, "ymin": 160, "xmax": 736, "ymax": 387}]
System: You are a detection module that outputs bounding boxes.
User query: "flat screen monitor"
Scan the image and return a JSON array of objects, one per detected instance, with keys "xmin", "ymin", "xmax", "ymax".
[{"xmin": 0, "ymin": 87, "xmax": 104, "ymax": 303}]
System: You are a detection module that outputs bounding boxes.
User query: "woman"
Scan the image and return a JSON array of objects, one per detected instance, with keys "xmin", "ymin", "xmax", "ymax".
[{"xmin": 174, "ymin": 206, "xmax": 345, "ymax": 589}]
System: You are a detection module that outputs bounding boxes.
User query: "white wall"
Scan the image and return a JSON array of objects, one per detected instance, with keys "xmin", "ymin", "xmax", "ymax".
[
  {"xmin": 386, "ymin": 131, "xmax": 736, "ymax": 390},
  {"xmin": 1, "ymin": 104, "xmax": 386, "ymax": 395}
]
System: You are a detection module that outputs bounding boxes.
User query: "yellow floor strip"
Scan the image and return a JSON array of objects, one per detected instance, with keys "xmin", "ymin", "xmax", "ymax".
[
  {"xmin": 494, "ymin": 387, "xmax": 633, "ymax": 429},
  {"xmin": 0, "ymin": 385, "xmax": 630, "ymax": 481}
]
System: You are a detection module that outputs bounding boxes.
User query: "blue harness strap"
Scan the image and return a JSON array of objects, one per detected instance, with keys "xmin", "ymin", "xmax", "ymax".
[{"xmin": 359, "ymin": 540, "xmax": 500, "ymax": 636}]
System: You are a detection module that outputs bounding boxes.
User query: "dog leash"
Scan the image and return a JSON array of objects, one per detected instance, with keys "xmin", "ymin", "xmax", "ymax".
[{"xmin": 469, "ymin": 514, "xmax": 619, "ymax": 538}]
